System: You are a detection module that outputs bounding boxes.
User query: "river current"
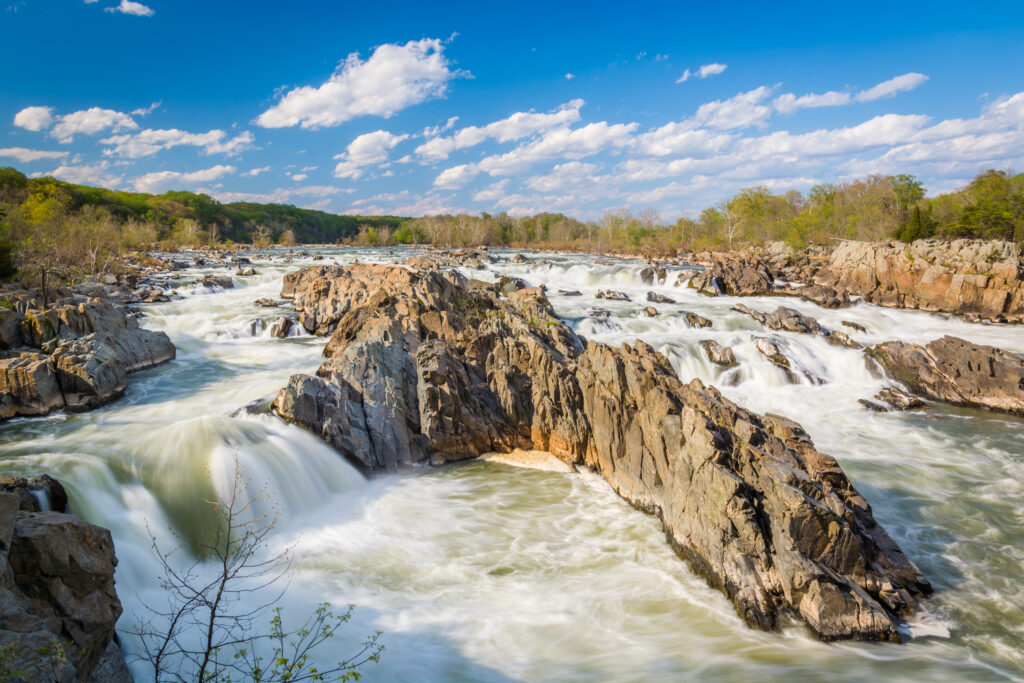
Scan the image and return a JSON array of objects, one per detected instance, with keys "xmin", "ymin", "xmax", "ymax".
[{"xmin": 2, "ymin": 247, "xmax": 1023, "ymax": 682}]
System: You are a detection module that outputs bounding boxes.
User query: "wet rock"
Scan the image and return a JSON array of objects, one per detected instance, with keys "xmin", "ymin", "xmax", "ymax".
[
  {"xmin": 842, "ymin": 320, "xmax": 867, "ymax": 333},
  {"xmin": 690, "ymin": 258, "xmax": 776, "ymax": 296},
  {"xmin": 0, "ymin": 475, "xmax": 68, "ymax": 513},
  {"xmin": 683, "ymin": 311, "xmax": 712, "ymax": 328},
  {"xmin": 0, "ymin": 308, "xmax": 22, "ymax": 349},
  {"xmin": 498, "ymin": 275, "xmax": 529, "ymax": 296},
  {"xmin": 595, "ymin": 257, "xmax": 615, "ymax": 265},
  {"xmin": 673, "ymin": 271, "xmax": 695, "ymax": 287},
  {"xmin": 646, "ymin": 291, "xmax": 676, "ymax": 304},
  {"xmin": 0, "ymin": 353, "xmax": 65, "ymax": 418},
  {"xmin": 236, "ymin": 267, "xmax": 258, "ymax": 276},
  {"xmin": 270, "ymin": 316, "xmax": 296, "ymax": 338},
  {"xmin": 826, "ymin": 331, "xmax": 861, "ymax": 349},
  {"xmin": 815, "ymin": 239, "xmax": 1024, "ymax": 323},
  {"xmin": 509, "ymin": 253, "xmax": 529, "ymax": 264},
  {"xmin": 596, "ymin": 290, "xmax": 631, "ymax": 301},
  {"xmin": 754, "ymin": 336, "xmax": 792, "ymax": 369},
  {"xmin": 699, "ymin": 339, "xmax": 737, "ymax": 367},
  {"xmin": 734, "ymin": 304, "xmax": 825, "ymax": 335},
  {"xmin": 557, "ymin": 289, "xmax": 582, "ymax": 296},
  {"xmin": 859, "ymin": 386, "xmax": 926, "ymax": 412},
  {"xmin": 589, "ymin": 308, "xmax": 612, "ymax": 318},
  {"xmin": 792, "ymin": 284, "xmax": 851, "ymax": 309},
  {"xmin": 255, "ymin": 297, "xmax": 282, "ymax": 307},
  {"xmin": 198, "ymin": 274, "xmax": 234, "ymax": 289},
  {"xmin": 867, "ymin": 336, "xmax": 1024, "ymax": 415},
  {"xmin": 273, "ymin": 263, "xmax": 930, "ymax": 641},
  {"xmin": 640, "ymin": 266, "xmax": 667, "ymax": 285},
  {"xmin": 0, "ymin": 483, "xmax": 125, "ymax": 681},
  {"xmin": 643, "ymin": 306, "xmax": 658, "ymax": 317}
]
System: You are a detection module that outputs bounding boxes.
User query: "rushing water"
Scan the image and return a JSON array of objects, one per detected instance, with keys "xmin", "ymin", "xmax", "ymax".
[{"xmin": 2, "ymin": 247, "xmax": 1024, "ymax": 682}]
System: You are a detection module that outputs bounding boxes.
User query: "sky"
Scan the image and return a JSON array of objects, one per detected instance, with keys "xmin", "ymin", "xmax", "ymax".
[{"xmin": 1, "ymin": 1, "xmax": 1023, "ymax": 220}]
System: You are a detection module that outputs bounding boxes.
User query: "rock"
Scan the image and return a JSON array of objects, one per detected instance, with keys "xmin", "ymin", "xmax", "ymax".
[
  {"xmin": 859, "ymin": 386, "xmax": 927, "ymax": 412},
  {"xmin": 0, "ymin": 475, "xmax": 68, "ymax": 512},
  {"xmin": 699, "ymin": 339, "xmax": 737, "ymax": 367},
  {"xmin": 595, "ymin": 257, "xmax": 615, "ymax": 265},
  {"xmin": 673, "ymin": 271, "xmax": 695, "ymax": 287},
  {"xmin": 734, "ymin": 304, "xmax": 825, "ymax": 335},
  {"xmin": 236, "ymin": 267, "xmax": 257, "ymax": 276},
  {"xmin": 198, "ymin": 274, "xmax": 234, "ymax": 289},
  {"xmin": 557, "ymin": 290, "xmax": 582, "ymax": 296},
  {"xmin": 0, "ymin": 483, "xmax": 125, "ymax": 681},
  {"xmin": 867, "ymin": 336, "xmax": 1024, "ymax": 415},
  {"xmin": 842, "ymin": 320, "xmax": 867, "ymax": 333},
  {"xmin": 643, "ymin": 306, "xmax": 658, "ymax": 317},
  {"xmin": 754, "ymin": 336, "xmax": 792, "ymax": 369},
  {"xmin": 683, "ymin": 311, "xmax": 712, "ymax": 328},
  {"xmin": 509, "ymin": 253, "xmax": 529, "ymax": 264},
  {"xmin": 0, "ymin": 353, "xmax": 65, "ymax": 418},
  {"xmin": 646, "ymin": 292, "xmax": 675, "ymax": 304},
  {"xmin": 826, "ymin": 331, "xmax": 861, "ymax": 349},
  {"xmin": 0, "ymin": 308, "xmax": 22, "ymax": 349},
  {"xmin": 272, "ymin": 263, "xmax": 930, "ymax": 641},
  {"xmin": 690, "ymin": 258, "xmax": 776, "ymax": 296},
  {"xmin": 589, "ymin": 308, "xmax": 612, "ymax": 318},
  {"xmin": 497, "ymin": 275, "xmax": 529, "ymax": 296},
  {"xmin": 596, "ymin": 290, "xmax": 630, "ymax": 301},
  {"xmin": 640, "ymin": 266, "xmax": 667, "ymax": 285},
  {"xmin": 793, "ymin": 284, "xmax": 851, "ymax": 309},
  {"xmin": 270, "ymin": 316, "xmax": 296, "ymax": 338},
  {"xmin": 815, "ymin": 240, "xmax": 1024, "ymax": 323},
  {"xmin": 255, "ymin": 297, "xmax": 282, "ymax": 307}
]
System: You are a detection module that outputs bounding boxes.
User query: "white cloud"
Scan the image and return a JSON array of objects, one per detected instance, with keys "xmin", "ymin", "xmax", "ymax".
[
  {"xmin": 105, "ymin": 0, "xmax": 154, "ymax": 16},
  {"xmin": 433, "ymin": 163, "xmax": 481, "ymax": 189},
  {"xmin": 415, "ymin": 99, "xmax": 584, "ymax": 161},
  {"xmin": 523, "ymin": 161, "xmax": 602, "ymax": 192},
  {"xmin": 633, "ymin": 123, "xmax": 733, "ymax": 157},
  {"xmin": 856, "ymin": 72, "xmax": 928, "ymax": 102},
  {"xmin": 472, "ymin": 179, "xmax": 510, "ymax": 202},
  {"xmin": 45, "ymin": 161, "xmax": 122, "ymax": 187},
  {"xmin": 565, "ymin": 73, "xmax": 575, "ymax": 80},
  {"xmin": 213, "ymin": 185, "xmax": 350, "ymax": 204},
  {"xmin": 257, "ymin": 38, "xmax": 464, "ymax": 129},
  {"xmin": 476, "ymin": 121, "xmax": 638, "ymax": 176},
  {"xmin": 13, "ymin": 106, "xmax": 54, "ymax": 132},
  {"xmin": 100, "ymin": 128, "xmax": 254, "ymax": 158},
  {"xmin": 774, "ymin": 72, "xmax": 929, "ymax": 114},
  {"xmin": 131, "ymin": 101, "xmax": 161, "ymax": 116},
  {"xmin": 242, "ymin": 166, "xmax": 271, "ymax": 177},
  {"xmin": 134, "ymin": 165, "xmax": 236, "ymax": 193},
  {"xmin": 694, "ymin": 86, "xmax": 774, "ymax": 129},
  {"xmin": 291, "ymin": 173, "xmax": 308, "ymax": 181},
  {"xmin": 0, "ymin": 147, "xmax": 69, "ymax": 163},
  {"xmin": 676, "ymin": 63, "xmax": 727, "ymax": 84},
  {"xmin": 50, "ymin": 107, "xmax": 138, "ymax": 143},
  {"xmin": 333, "ymin": 130, "xmax": 409, "ymax": 179}
]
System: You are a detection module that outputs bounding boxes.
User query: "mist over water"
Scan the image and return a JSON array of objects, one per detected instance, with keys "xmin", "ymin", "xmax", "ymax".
[{"xmin": 2, "ymin": 247, "xmax": 1023, "ymax": 681}]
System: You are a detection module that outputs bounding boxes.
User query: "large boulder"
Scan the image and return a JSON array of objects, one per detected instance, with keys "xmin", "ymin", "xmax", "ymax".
[
  {"xmin": 689, "ymin": 257, "xmax": 776, "ymax": 296},
  {"xmin": 867, "ymin": 336, "xmax": 1024, "ymax": 415},
  {"xmin": 273, "ymin": 263, "xmax": 930, "ymax": 641},
  {"xmin": 815, "ymin": 240, "xmax": 1024, "ymax": 323},
  {"xmin": 0, "ymin": 479, "xmax": 127, "ymax": 682}
]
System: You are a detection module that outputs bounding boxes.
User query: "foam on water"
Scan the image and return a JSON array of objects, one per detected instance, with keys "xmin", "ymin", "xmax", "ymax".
[{"xmin": 2, "ymin": 247, "xmax": 1023, "ymax": 681}]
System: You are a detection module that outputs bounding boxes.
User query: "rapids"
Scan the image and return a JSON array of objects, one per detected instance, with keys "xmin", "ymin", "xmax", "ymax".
[{"xmin": 2, "ymin": 247, "xmax": 1023, "ymax": 681}]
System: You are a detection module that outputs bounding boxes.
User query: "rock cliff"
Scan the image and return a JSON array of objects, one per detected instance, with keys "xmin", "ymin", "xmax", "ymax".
[{"xmin": 274, "ymin": 263, "xmax": 931, "ymax": 641}]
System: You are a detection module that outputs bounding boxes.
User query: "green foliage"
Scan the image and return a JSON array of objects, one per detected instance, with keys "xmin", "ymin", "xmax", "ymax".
[{"xmin": 895, "ymin": 206, "xmax": 937, "ymax": 242}]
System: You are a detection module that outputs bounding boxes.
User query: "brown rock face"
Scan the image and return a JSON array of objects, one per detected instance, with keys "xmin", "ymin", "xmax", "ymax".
[
  {"xmin": 816, "ymin": 240, "xmax": 1024, "ymax": 322},
  {"xmin": 689, "ymin": 257, "xmax": 776, "ymax": 296},
  {"xmin": 274, "ymin": 263, "xmax": 930, "ymax": 641},
  {"xmin": 0, "ymin": 479, "xmax": 125, "ymax": 682},
  {"xmin": 867, "ymin": 336, "xmax": 1024, "ymax": 415},
  {"xmin": 0, "ymin": 301, "xmax": 175, "ymax": 419}
]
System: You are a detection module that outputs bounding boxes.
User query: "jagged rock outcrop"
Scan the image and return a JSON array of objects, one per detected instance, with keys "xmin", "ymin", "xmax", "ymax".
[
  {"xmin": 0, "ymin": 301, "xmax": 175, "ymax": 420},
  {"xmin": 273, "ymin": 263, "xmax": 930, "ymax": 641},
  {"xmin": 734, "ymin": 305, "xmax": 861, "ymax": 349},
  {"xmin": 0, "ymin": 478, "xmax": 129, "ymax": 682},
  {"xmin": 815, "ymin": 240, "xmax": 1024, "ymax": 323},
  {"xmin": 867, "ymin": 336, "xmax": 1024, "ymax": 415},
  {"xmin": 689, "ymin": 257, "xmax": 776, "ymax": 296}
]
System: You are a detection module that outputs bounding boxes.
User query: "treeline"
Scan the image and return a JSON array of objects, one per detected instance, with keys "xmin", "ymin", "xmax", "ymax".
[
  {"xmin": 0, "ymin": 166, "xmax": 404, "ymax": 286},
  {"xmin": 349, "ymin": 169, "xmax": 1024, "ymax": 255}
]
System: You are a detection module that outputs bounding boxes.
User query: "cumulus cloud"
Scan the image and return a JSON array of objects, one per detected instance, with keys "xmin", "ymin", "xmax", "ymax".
[
  {"xmin": 415, "ymin": 99, "xmax": 585, "ymax": 162},
  {"xmin": 333, "ymin": 130, "xmax": 409, "ymax": 179},
  {"xmin": 433, "ymin": 163, "xmax": 482, "ymax": 189},
  {"xmin": 50, "ymin": 107, "xmax": 138, "ymax": 143},
  {"xmin": 13, "ymin": 106, "xmax": 55, "ymax": 132},
  {"xmin": 694, "ymin": 86, "xmax": 774, "ymax": 129},
  {"xmin": 242, "ymin": 166, "xmax": 271, "ymax": 177},
  {"xmin": 0, "ymin": 147, "xmax": 69, "ymax": 163},
  {"xmin": 257, "ymin": 38, "xmax": 465, "ymax": 129},
  {"xmin": 676, "ymin": 63, "xmax": 727, "ymax": 84},
  {"xmin": 100, "ymin": 129, "xmax": 254, "ymax": 158},
  {"xmin": 104, "ymin": 0, "xmax": 154, "ymax": 16},
  {"xmin": 472, "ymin": 179, "xmax": 510, "ymax": 202},
  {"xmin": 134, "ymin": 165, "xmax": 236, "ymax": 193}
]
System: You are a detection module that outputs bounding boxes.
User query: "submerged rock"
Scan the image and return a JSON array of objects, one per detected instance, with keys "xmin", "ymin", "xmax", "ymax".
[
  {"xmin": 273, "ymin": 263, "xmax": 930, "ymax": 641},
  {"xmin": 646, "ymin": 291, "xmax": 676, "ymax": 304},
  {"xmin": 682, "ymin": 311, "xmax": 713, "ymax": 328},
  {"xmin": 198, "ymin": 274, "xmax": 234, "ymax": 289},
  {"xmin": 867, "ymin": 336, "xmax": 1024, "ymax": 415}
]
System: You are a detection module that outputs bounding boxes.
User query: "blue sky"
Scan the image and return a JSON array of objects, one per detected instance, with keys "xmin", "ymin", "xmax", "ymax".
[{"xmin": 2, "ymin": 1, "xmax": 1023, "ymax": 219}]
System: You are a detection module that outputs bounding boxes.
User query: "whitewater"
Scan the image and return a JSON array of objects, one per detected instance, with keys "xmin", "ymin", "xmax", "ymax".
[{"xmin": 2, "ymin": 247, "xmax": 1023, "ymax": 682}]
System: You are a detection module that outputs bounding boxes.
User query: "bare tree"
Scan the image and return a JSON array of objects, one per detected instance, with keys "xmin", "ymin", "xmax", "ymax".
[{"xmin": 130, "ymin": 460, "xmax": 383, "ymax": 682}]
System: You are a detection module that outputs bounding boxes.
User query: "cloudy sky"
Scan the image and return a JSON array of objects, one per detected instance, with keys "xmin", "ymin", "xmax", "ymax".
[{"xmin": 2, "ymin": 1, "xmax": 1023, "ymax": 219}]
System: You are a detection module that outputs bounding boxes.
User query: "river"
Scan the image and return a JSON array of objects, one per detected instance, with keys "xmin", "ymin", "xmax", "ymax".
[{"xmin": 2, "ymin": 247, "xmax": 1023, "ymax": 681}]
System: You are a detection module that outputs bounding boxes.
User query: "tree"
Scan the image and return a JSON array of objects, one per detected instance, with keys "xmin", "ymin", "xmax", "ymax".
[
  {"xmin": 889, "ymin": 174, "xmax": 925, "ymax": 223},
  {"xmin": 130, "ymin": 461, "xmax": 383, "ymax": 682},
  {"xmin": 279, "ymin": 229, "xmax": 297, "ymax": 246},
  {"xmin": 252, "ymin": 224, "xmax": 272, "ymax": 248}
]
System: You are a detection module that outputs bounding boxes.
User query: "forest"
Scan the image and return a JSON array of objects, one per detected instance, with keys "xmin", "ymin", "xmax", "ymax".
[{"xmin": 0, "ymin": 165, "xmax": 1021, "ymax": 288}]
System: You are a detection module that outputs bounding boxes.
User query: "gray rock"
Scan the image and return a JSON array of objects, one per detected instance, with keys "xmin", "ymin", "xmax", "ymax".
[
  {"xmin": 699, "ymin": 339, "xmax": 737, "ymax": 367},
  {"xmin": 646, "ymin": 291, "xmax": 676, "ymax": 304},
  {"xmin": 596, "ymin": 290, "xmax": 630, "ymax": 301}
]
